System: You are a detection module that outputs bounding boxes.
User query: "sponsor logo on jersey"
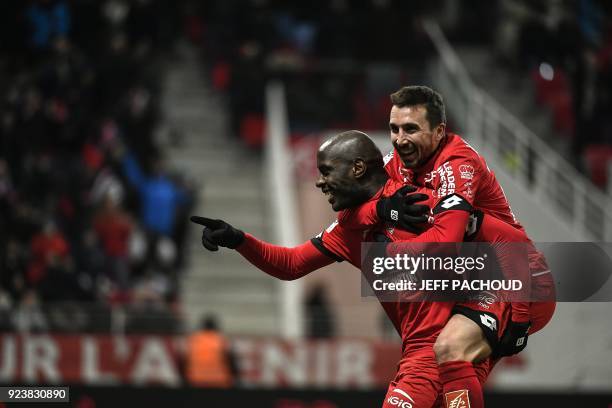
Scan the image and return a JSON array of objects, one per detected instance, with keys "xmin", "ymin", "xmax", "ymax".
[
  {"xmin": 386, "ymin": 396, "xmax": 413, "ymax": 408},
  {"xmin": 462, "ymin": 181, "xmax": 474, "ymax": 200},
  {"xmin": 441, "ymin": 195, "xmax": 463, "ymax": 209},
  {"xmin": 480, "ymin": 314, "xmax": 497, "ymax": 331},
  {"xmin": 445, "ymin": 390, "xmax": 470, "ymax": 408},
  {"xmin": 473, "ymin": 291, "xmax": 497, "ymax": 309},
  {"xmin": 459, "ymin": 164, "xmax": 474, "ymax": 180},
  {"xmin": 424, "ymin": 170, "xmax": 437, "ymax": 184},
  {"xmin": 437, "ymin": 161, "xmax": 456, "ymax": 197},
  {"xmin": 387, "ymin": 388, "xmax": 414, "ymax": 408}
]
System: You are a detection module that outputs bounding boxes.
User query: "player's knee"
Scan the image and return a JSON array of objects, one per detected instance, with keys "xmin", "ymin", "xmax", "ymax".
[{"xmin": 433, "ymin": 334, "xmax": 466, "ymax": 363}]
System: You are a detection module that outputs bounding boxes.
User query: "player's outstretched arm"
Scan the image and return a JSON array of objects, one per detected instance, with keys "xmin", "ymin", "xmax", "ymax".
[{"xmin": 190, "ymin": 216, "xmax": 333, "ymax": 281}]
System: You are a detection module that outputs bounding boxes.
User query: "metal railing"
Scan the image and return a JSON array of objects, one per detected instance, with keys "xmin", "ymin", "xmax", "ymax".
[
  {"xmin": 264, "ymin": 81, "xmax": 304, "ymax": 339},
  {"xmin": 424, "ymin": 20, "xmax": 612, "ymax": 241},
  {"xmin": 3, "ymin": 301, "xmax": 183, "ymax": 334}
]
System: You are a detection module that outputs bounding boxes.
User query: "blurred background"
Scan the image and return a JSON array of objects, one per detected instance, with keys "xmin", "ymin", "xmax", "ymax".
[{"xmin": 0, "ymin": 0, "xmax": 611, "ymax": 407}]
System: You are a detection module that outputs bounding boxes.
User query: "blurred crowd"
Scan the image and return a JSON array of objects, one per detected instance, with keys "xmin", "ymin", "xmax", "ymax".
[
  {"xmin": 185, "ymin": 0, "xmax": 443, "ymax": 148},
  {"xmin": 187, "ymin": 0, "xmax": 612, "ymax": 189},
  {"xmin": 494, "ymin": 0, "xmax": 612, "ymax": 189},
  {"xmin": 1, "ymin": 0, "xmax": 610, "ymax": 335},
  {"xmin": 0, "ymin": 0, "xmax": 193, "ymax": 333}
]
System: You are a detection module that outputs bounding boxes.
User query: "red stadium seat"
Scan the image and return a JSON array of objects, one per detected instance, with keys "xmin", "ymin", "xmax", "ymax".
[
  {"xmin": 550, "ymin": 91, "xmax": 574, "ymax": 135},
  {"xmin": 531, "ymin": 66, "xmax": 571, "ymax": 107},
  {"xmin": 583, "ymin": 144, "xmax": 612, "ymax": 189},
  {"xmin": 240, "ymin": 113, "xmax": 266, "ymax": 148},
  {"xmin": 212, "ymin": 61, "xmax": 231, "ymax": 91}
]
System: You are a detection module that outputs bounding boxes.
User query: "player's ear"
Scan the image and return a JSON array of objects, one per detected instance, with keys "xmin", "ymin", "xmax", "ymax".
[
  {"xmin": 353, "ymin": 158, "xmax": 367, "ymax": 178},
  {"xmin": 433, "ymin": 122, "xmax": 446, "ymax": 143}
]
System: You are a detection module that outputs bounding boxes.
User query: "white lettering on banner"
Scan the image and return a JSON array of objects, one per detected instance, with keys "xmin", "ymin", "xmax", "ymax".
[
  {"xmin": 130, "ymin": 338, "xmax": 180, "ymax": 386},
  {"xmin": 236, "ymin": 339, "xmax": 377, "ymax": 388},
  {"xmin": 232, "ymin": 338, "xmax": 256, "ymax": 387},
  {"xmin": 82, "ymin": 336, "xmax": 118, "ymax": 384},
  {"xmin": 314, "ymin": 342, "xmax": 330, "ymax": 387},
  {"xmin": 23, "ymin": 336, "xmax": 61, "ymax": 383},
  {"xmin": 261, "ymin": 343, "xmax": 308, "ymax": 387},
  {"xmin": 0, "ymin": 335, "xmax": 395, "ymax": 388},
  {"xmin": 0, "ymin": 335, "xmax": 16, "ymax": 381},
  {"xmin": 336, "ymin": 341, "xmax": 372, "ymax": 387}
]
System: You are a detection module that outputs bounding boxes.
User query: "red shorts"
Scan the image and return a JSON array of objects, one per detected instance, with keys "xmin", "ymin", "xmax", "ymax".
[
  {"xmin": 381, "ymin": 301, "xmax": 556, "ymax": 407},
  {"xmin": 454, "ymin": 272, "xmax": 556, "ymax": 350},
  {"xmin": 457, "ymin": 274, "xmax": 556, "ymax": 385},
  {"xmin": 382, "ymin": 347, "xmax": 442, "ymax": 408}
]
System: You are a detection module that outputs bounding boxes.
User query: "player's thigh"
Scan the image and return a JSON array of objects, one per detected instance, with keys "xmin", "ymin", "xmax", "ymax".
[
  {"xmin": 529, "ymin": 301, "xmax": 556, "ymax": 334},
  {"xmin": 530, "ymin": 273, "xmax": 557, "ymax": 334},
  {"xmin": 382, "ymin": 377, "xmax": 441, "ymax": 408},
  {"xmin": 434, "ymin": 313, "xmax": 491, "ymax": 363},
  {"xmin": 383, "ymin": 352, "xmax": 442, "ymax": 408},
  {"xmin": 435, "ymin": 298, "xmax": 511, "ymax": 363}
]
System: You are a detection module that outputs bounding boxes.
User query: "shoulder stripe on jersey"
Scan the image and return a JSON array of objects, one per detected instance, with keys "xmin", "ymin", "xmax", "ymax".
[
  {"xmin": 383, "ymin": 150, "xmax": 394, "ymax": 166},
  {"xmin": 310, "ymin": 237, "xmax": 344, "ymax": 262}
]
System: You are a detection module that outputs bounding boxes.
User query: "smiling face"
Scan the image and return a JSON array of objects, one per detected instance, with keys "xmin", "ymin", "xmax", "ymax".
[
  {"xmin": 315, "ymin": 149, "xmax": 360, "ymax": 211},
  {"xmin": 389, "ymin": 104, "xmax": 445, "ymax": 169}
]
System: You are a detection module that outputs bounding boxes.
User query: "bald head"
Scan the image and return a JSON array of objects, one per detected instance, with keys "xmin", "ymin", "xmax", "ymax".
[
  {"xmin": 318, "ymin": 130, "xmax": 384, "ymax": 171},
  {"xmin": 315, "ymin": 130, "xmax": 387, "ymax": 211}
]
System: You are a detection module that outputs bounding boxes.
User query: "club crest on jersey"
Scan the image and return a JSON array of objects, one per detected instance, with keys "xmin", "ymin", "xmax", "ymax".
[{"xmin": 459, "ymin": 164, "xmax": 474, "ymax": 180}]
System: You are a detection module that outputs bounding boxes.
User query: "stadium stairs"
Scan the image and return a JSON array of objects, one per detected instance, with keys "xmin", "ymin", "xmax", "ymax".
[
  {"xmin": 455, "ymin": 46, "xmax": 570, "ymax": 159},
  {"xmin": 162, "ymin": 42, "xmax": 280, "ymax": 335}
]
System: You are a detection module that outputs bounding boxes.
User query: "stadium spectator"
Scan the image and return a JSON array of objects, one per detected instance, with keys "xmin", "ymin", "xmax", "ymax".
[
  {"xmin": 12, "ymin": 289, "xmax": 48, "ymax": 333},
  {"xmin": 185, "ymin": 315, "xmax": 237, "ymax": 388},
  {"xmin": 121, "ymin": 150, "xmax": 190, "ymax": 273},
  {"xmin": 0, "ymin": 1, "xmax": 187, "ymax": 332},
  {"xmin": 304, "ymin": 284, "xmax": 336, "ymax": 339},
  {"xmin": 27, "ymin": 218, "xmax": 70, "ymax": 286},
  {"xmin": 93, "ymin": 193, "xmax": 133, "ymax": 290},
  {"xmin": 25, "ymin": 0, "xmax": 71, "ymax": 51},
  {"xmin": 0, "ymin": 290, "xmax": 13, "ymax": 332}
]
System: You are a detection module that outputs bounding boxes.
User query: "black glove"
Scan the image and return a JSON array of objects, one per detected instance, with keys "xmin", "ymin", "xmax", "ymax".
[
  {"xmin": 496, "ymin": 320, "xmax": 530, "ymax": 357},
  {"xmin": 376, "ymin": 185, "xmax": 429, "ymax": 233},
  {"xmin": 190, "ymin": 216, "xmax": 245, "ymax": 251},
  {"xmin": 372, "ymin": 233, "xmax": 391, "ymax": 243}
]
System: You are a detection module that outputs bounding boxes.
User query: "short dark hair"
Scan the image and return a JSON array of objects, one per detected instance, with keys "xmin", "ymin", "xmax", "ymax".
[{"xmin": 390, "ymin": 86, "xmax": 446, "ymax": 129}]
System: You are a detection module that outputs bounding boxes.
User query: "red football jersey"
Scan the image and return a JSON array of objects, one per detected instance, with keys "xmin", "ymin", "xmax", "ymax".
[
  {"xmin": 384, "ymin": 133, "xmax": 519, "ymax": 226},
  {"xmin": 383, "ymin": 132, "xmax": 549, "ymax": 274},
  {"xmin": 312, "ymin": 181, "xmax": 454, "ymax": 353}
]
